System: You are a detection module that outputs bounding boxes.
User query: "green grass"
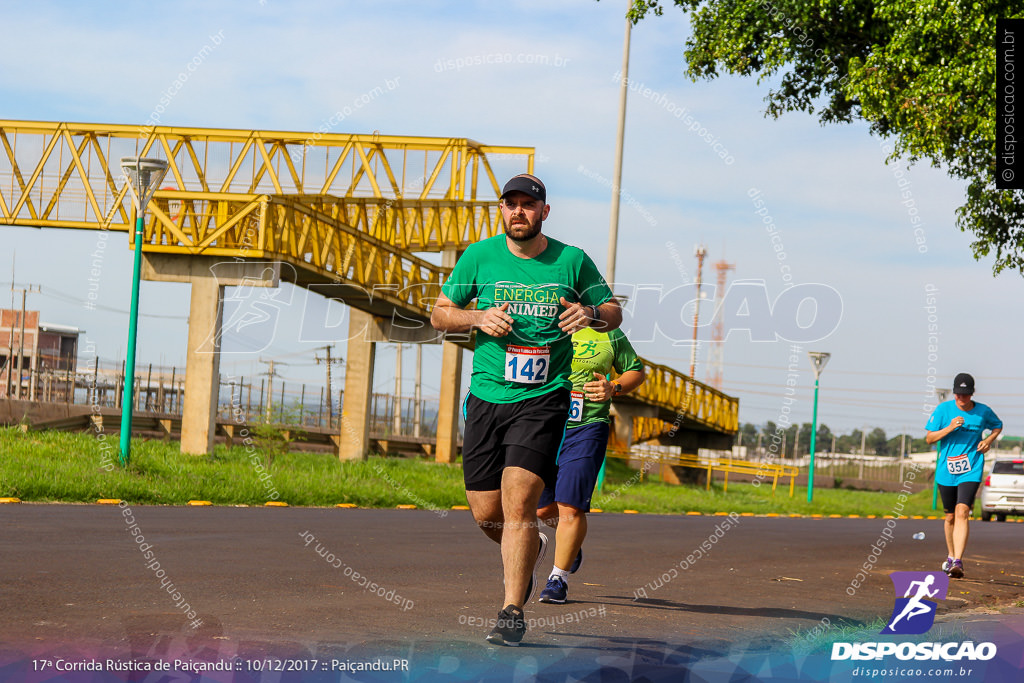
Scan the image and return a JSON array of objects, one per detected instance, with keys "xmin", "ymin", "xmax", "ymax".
[
  {"xmin": 1, "ymin": 427, "xmax": 944, "ymax": 516},
  {"xmin": 0, "ymin": 427, "xmax": 464, "ymax": 508}
]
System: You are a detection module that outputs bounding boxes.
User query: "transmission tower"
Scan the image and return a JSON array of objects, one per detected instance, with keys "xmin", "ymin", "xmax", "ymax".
[{"xmin": 707, "ymin": 259, "xmax": 735, "ymax": 389}]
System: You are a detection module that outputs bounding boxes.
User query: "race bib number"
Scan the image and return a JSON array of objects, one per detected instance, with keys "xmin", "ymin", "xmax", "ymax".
[
  {"xmin": 505, "ymin": 345, "xmax": 550, "ymax": 384},
  {"xmin": 569, "ymin": 391, "xmax": 584, "ymax": 422},
  {"xmin": 947, "ymin": 453, "xmax": 972, "ymax": 476}
]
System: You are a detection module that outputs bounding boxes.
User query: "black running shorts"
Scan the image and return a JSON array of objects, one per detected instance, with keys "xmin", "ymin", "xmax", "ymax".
[
  {"xmin": 462, "ymin": 388, "xmax": 571, "ymax": 491},
  {"xmin": 938, "ymin": 481, "xmax": 981, "ymax": 514}
]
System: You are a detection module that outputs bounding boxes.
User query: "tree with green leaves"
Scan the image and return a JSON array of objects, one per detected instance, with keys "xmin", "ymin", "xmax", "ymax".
[
  {"xmin": 625, "ymin": 0, "xmax": 1024, "ymax": 274},
  {"xmin": 867, "ymin": 427, "xmax": 889, "ymax": 455},
  {"xmin": 739, "ymin": 421, "xmax": 759, "ymax": 445}
]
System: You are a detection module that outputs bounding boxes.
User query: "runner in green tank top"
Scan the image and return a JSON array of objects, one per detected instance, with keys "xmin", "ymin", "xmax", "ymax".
[{"xmin": 537, "ymin": 327, "xmax": 645, "ymax": 604}]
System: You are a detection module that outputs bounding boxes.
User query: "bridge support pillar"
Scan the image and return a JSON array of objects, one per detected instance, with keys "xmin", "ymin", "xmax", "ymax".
[
  {"xmin": 435, "ymin": 248, "xmax": 465, "ymax": 464},
  {"xmin": 435, "ymin": 339, "xmax": 463, "ymax": 463},
  {"xmin": 608, "ymin": 403, "xmax": 657, "ymax": 452},
  {"xmin": 339, "ymin": 308, "xmax": 375, "ymax": 461},
  {"xmin": 180, "ymin": 276, "xmax": 224, "ymax": 455},
  {"xmin": 142, "ymin": 255, "xmax": 280, "ymax": 455}
]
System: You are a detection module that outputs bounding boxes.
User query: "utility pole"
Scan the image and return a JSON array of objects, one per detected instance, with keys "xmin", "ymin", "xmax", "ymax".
[
  {"xmin": 5, "ymin": 252, "xmax": 13, "ymax": 397},
  {"xmin": 12, "ymin": 285, "xmax": 39, "ymax": 400},
  {"xmin": 258, "ymin": 358, "xmax": 286, "ymax": 423},
  {"xmin": 315, "ymin": 346, "xmax": 344, "ymax": 428},
  {"xmin": 690, "ymin": 245, "xmax": 707, "ymax": 378},
  {"xmin": 414, "ymin": 343, "xmax": 423, "ymax": 438},
  {"xmin": 393, "ymin": 343, "xmax": 403, "ymax": 435},
  {"xmin": 606, "ymin": 8, "xmax": 632, "ymax": 285}
]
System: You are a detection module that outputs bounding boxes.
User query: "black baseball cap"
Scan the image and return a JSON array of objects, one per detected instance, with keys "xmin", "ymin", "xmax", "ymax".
[
  {"xmin": 500, "ymin": 174, "xmax": 546, "ymax": 203},
  {"xmin": 953, "ymin": 373, "xmax": 975, "ymax": 395}
]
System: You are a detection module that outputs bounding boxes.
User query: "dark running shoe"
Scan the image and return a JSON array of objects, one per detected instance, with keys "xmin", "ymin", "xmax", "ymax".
[
  {"xmin": 569, "ymin": 548, "xmax": 583, "ymax": 574},
  {"xmin": 485, "ymin": 605, "xmax": 526, "ymax": 646},
  {"xmin": 539, "ymin": 576, "xmax": 568, "ymax": 604},
  {"xmin": 948, "ymin": 559, "xmax": 964, "ymax": 579},
  {"xmin": 941, "ymin": 556, "xmax": 954, "ymax": 574},
  {"xmin": 524, "ymin": 532, "xmax": 548, "ymax": 605}
]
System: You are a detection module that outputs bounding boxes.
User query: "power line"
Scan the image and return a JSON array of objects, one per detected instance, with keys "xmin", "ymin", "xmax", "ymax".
[
  {"xmin": 646, "ymin": 354, "xmax": 1024, "ymax": 381},
  {"xmin": 723, "ymin": 379, "xmax": 1024, "ymax": 399}
]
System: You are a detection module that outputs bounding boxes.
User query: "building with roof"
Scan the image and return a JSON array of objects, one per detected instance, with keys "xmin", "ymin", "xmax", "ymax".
[{"xmin": 1, "ymin": 309, "xmax": 81, "ymax": 400}]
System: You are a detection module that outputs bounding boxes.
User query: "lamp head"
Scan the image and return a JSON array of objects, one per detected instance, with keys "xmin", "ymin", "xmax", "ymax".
[
  {"xmin": 807, "ymin": 351, "xmax": 831, "ymax": 379},
  {"xmin": 121, "ymin": 157, "xmax": 168, "ymax": 212}
]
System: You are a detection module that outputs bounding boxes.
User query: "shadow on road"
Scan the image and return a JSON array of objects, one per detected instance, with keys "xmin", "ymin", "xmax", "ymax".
[{"xmin": 601, "ymin": 594, "xmax": 861, "ymax": 627}]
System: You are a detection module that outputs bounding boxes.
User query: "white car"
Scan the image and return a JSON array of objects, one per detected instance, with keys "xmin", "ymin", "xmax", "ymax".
[{"xmin": 980, "ymin": 457, "xmax": 1024, "ymax": 522}]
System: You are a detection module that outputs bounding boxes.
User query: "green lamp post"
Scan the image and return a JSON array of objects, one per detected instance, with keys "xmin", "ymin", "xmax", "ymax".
[
  {"xmin": 806, "ymin": 351, "xmax": 831, "ymax": 502},
  {"xmin": 119, "ymin": 157, "xmax": 168, "ymax": 466}
]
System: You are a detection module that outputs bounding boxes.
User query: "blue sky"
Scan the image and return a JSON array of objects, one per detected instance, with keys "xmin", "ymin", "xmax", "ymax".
[{"xmin": 2, "ymin": 0, "xmax": 1021, "ymax": 437}]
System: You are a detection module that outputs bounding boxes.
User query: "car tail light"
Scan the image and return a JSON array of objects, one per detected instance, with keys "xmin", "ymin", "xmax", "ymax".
[{"xmin": 984, "ymin": 475, "xmax": 991, "ymax": 487}]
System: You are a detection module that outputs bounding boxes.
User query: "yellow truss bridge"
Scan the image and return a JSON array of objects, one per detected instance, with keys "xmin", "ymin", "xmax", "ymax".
[{"xmin": 0, "ymin": 119, "xmax": 737, "ymax": 454}]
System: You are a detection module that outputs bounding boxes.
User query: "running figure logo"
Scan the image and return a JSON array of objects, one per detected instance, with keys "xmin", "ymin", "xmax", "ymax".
[{"xmin": 880, "ymin": 571, "xmax": 948, "ymax": 635}]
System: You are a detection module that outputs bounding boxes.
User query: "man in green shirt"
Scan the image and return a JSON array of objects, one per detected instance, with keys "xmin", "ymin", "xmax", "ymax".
[
  {"xmin": 430, "ymin": 173, "xmax": 621, "ymax": 646},
  {"xmin": 537, "ymin": 328, "xmax": 645, "ymax": 603}
]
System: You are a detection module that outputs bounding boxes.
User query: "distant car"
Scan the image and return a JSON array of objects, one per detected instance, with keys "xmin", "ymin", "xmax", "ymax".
[{"xmin": 980, "ymin": 457, "xmax": 1024, "ymax": 522}]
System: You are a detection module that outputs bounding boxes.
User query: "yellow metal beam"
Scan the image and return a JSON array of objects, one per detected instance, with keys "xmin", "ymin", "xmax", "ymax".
[
  {"xmin": 0, "ymin": 120, "xmax": 740, "ymax": 438},
  {"xmin": 0, "ymin": 120, "xmax": 530, "ymax": 249},
  {"xmin": 619, "ymin": 358, "xmax": 739, "ymax": 438}
]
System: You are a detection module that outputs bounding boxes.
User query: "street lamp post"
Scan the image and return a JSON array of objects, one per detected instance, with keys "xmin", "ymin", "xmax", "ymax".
[
  {"xmin": 931, "ymin": 387, "xmax": 950, "ymax": 509},
  {"xmin": 119, "ymin": 157, "xmax": 168, "ymax": 466},
  {"xmin": 806, "ymin": 351, "xmax": 831, "ymax": 502},
  {"xmin": 606, "ymin": 10, "xmax": 631, "ymax": 286}
]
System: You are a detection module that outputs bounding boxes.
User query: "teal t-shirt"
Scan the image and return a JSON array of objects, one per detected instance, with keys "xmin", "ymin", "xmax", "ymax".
[
  {"xmin": 441, "ymin": 235, "xmax": 613, "ymax": 403},
  {"xmin": 566, "ymin": 327, "xmax": 643, "ymax": 428},
  {"xmin": 925, "ymin": 400, "xmax": 1002, "ymax": 485}
]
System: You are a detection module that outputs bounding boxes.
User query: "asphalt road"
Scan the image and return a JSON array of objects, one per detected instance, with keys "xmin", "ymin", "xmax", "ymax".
[{"xmin": 3, "ymin": 504, "xmax": 1024, "ymax": 681}]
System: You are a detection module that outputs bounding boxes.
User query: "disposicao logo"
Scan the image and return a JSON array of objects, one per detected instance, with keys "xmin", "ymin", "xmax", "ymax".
[
  {"xmin": 881, "ymin": 571, "xmax": 947, "ymax": 635},
  {"xmin": 831, "ymin": 571, "xmax": 997, "ymax": 663}
]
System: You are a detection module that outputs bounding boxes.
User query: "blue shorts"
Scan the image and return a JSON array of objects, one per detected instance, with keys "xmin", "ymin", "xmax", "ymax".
[{"xmin": 537, "ymin": 421, "xmax": 610, "ymax": 513}]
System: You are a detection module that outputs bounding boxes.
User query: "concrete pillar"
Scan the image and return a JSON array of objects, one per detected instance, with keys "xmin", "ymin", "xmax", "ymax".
[
  {"xmin": 180, "ymin": 276, "xmax": 224, "ymax": 454},
  {"xmin": 434, "ymin": 339, "xmax": 463, "ymax": 463},
  {"xmin": 607, "ymin": 404, "xmax": 633, "ymax": 452},
  {"xmin": 435, "ymin": 247, "xmax": 464, "ymax": 464},
  {"xmin": 142, "ymin": 254, "xmax": 281, "ymax": 456},
  {"xmin": 339, "ymin": 308, "xmax": 375, "ymax": 461}
]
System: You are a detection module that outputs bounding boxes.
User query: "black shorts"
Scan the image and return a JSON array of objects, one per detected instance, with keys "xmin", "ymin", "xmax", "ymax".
[
  {"xmin": 462, "ymin": 388, "xmax": 571, "ymax": 491},
  {"xmin": 938, "ymin": 481, "xmax": 981, "ymax": 514}
]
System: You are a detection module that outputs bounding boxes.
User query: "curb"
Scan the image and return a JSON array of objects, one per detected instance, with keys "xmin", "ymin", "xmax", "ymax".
[{"xmin": 18, "ymin": 501, "xmax": 965, "ymax": 519}]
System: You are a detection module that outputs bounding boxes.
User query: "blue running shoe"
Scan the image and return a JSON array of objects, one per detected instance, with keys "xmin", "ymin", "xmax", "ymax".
[
  {"xmin": 539, "ymin": 576, "xmax": 568, "ymax": 604},
  {"xmin": 569, "ymin": 548, "xmax": 583, "ymax": 574}
]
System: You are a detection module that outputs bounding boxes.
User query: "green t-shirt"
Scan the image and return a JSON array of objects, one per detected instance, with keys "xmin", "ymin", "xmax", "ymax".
[
  {"xmin": 567, "ymin": 327, "xmax": 643, "ymax": 428},
  {"xmin": 441, "ymin": 235, "xmax": 613, "ymax": 403}
]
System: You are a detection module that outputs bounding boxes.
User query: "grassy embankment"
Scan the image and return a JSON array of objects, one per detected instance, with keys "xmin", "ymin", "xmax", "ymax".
[{"xmin": 0, "ymin": 427, "xmax": 942, "ymax": 517}]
